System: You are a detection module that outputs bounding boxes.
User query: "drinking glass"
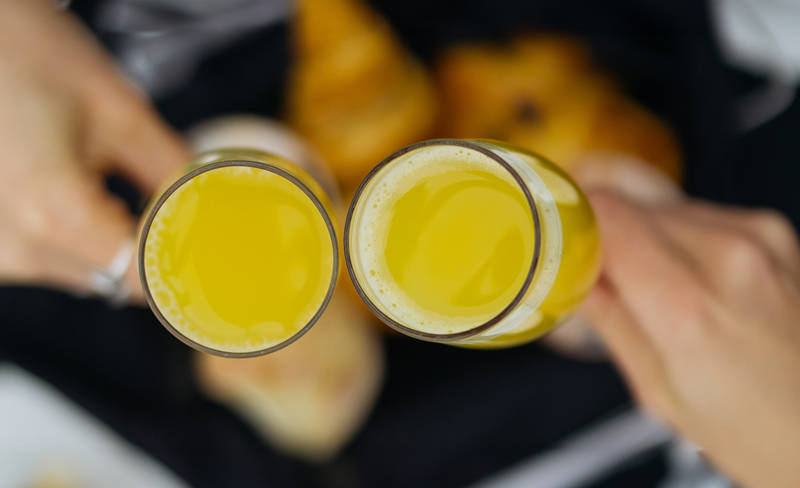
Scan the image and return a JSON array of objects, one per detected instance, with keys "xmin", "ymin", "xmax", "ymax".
[
  {"xmin": 345, "ymin": 139, "xmax": 600, "ymax": 348},
  {"xmin": 139, "ymin": 148, "xmax": 339, "ymax": 357}
]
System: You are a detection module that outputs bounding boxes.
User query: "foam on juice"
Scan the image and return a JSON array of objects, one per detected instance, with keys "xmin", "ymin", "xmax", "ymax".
[
  {"xmin": 144, "ymin": 165, "xmax": 335, "ymax": 353},
  {"xmin": 352, "ymin": 145, "xmax": 541, "ymax": 334}
]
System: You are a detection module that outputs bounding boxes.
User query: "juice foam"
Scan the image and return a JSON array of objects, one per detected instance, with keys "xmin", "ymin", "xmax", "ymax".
[
  {"xmin": 144, "ymin": 165, "xmax": 335, "ymax": 353},
  {"xmin": 353, "ymin": 146, "xmax": 537, "ymax": 334}
]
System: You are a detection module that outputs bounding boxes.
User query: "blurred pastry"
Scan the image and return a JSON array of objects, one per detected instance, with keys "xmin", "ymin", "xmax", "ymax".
[
  {"xmin": 435, "ymin": 34, "xmax": 682, "ymax": 181},
  {"xmin": 187, "ymin": 114, "xmax": 384, "ymax": 460},
  {"xmin": 286, "ymin": 0, "xmax": 438, "ymax": 189},
  {"xmin": 195, "ymin": 286, "xmax": 384, "ymax": 461}
]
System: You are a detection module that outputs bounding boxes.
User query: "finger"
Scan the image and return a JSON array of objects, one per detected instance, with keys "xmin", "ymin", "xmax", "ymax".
[
  {"xmin": 33, "ymin": 171, "xmax": 142, "ymax": 300},
  {"xmin": 27, "ymin": 246, "xmax": 142, "ymax": 304},
  {"xmin": 31, "ymin": 248, "xmax": 111, "ymax": 295},
  {"xmin": 0, "ymin": 230, "xmax": 91, "ymax": 292},
  {"xmin": 649, "ymin": 208, "xmax": 786, "ymax": 301},
  {"xmin": 10, "ymin": 1, "xmax": 188, "ymax": 194},
  {"xmin": 582, "ymin": 279, "xmax": 672, "ymax": 414},
  {"xmin": 588, "ymin": 190, "xmax": 709, "ymax": 345},
  {"xmin": 572, "ymin": 152, "xmax": 683, "ymax": 205},
  {"xmin": 89, "ymin": 85, "xmax": 188, "ymax": 195},
  {"xmin": 671, "ymin": 201, "xmax": 800, "ymax": 275},
  {"xmin": 104, "ymin": 99, "xmax": 188, "ymax": 194}
]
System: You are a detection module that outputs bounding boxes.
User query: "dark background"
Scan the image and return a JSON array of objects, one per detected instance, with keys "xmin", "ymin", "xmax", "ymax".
[{"xmin": 2, "ymin": 1, "xmax": 798, "ymax": 486}]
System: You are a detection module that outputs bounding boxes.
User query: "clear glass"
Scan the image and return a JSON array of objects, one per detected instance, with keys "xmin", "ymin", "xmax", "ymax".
[
  {"xmin": 345, "ymin": 139, "xmax": 600, "ymax": 348},
  {"xmin": 138, "ymin": 148, "xmax": 339, "ymax": 357}
]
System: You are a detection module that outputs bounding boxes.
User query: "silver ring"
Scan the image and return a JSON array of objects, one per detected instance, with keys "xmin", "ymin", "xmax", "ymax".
[{"xmin": 88, "ymin": 238, "xmax": 134, "ymax": 305}]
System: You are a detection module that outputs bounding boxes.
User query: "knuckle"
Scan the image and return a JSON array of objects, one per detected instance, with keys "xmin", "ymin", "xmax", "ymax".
[
  {"xmin": 751, "ymin": 208, "xmax": 799, "ymax": 249},
  {"xmin": 717, "ymin": 233, "xmax": 772, "ymax": 274},
  {"xmin": 710, "ymin": 233, "xmax": 780, "ymax": 298}
]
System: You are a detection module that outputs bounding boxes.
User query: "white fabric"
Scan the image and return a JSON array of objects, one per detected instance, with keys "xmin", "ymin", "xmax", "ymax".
[
  {"xmin": 473, "ymin": 409, "xmax": 673, "ymax": 488},
  {"xmin": 0, "ymin": 363, "xmax": 187, "ymax": 488},
  {"xmin": 712, "ymin": 0, "xmax": 800, "ymax": 82},
  {"xmin": 711, "ymin": 0, "xmax": 799, "ymax": 130}
]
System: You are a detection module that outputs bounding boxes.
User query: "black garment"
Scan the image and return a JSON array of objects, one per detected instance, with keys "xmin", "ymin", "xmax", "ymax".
[
  {"xmin": 0, "ymin": 290, "xmax": 630, "ymax": 487},
  {"xmin": 4, "ymin": 1, "xmax": 799, "ymax": 487}
]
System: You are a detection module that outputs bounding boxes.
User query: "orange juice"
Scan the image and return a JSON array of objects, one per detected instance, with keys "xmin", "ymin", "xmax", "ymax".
[
  {"xmin": 346, "ymin": 140, "xmax": 599, "ymax": 347},
  {"xmin": 140, "ymin": 150, "xmax": 338, "ymax": 356}
]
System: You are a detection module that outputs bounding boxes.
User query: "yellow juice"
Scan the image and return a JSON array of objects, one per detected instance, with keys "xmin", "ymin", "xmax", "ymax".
[
  {"xmin": 384, "ymin": 164, "xmax": 535, "ymax": 330},
  {"xmin": 346, "ymin": 140, "xmax": 600, "ymax": 348},
  {"xmin": 142, "ymin": 159, "xmax": 337, "ymax": 355},
  {"xmin": 361, "ymin": 149, "xmax": 536, "ymax": 333},
  {"xmin": 477, "ymin": 142, "xmax": 601, "ymax": 348}
]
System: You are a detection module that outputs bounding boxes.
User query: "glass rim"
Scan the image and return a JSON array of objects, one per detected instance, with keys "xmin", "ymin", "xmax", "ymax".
[
  {"xmin": 344, "ymin": 139, "xmax": 542, "ymax": 342},
  {"xmin": 138, "ymin": 159, "xmax": 340, "ymax": 358}
]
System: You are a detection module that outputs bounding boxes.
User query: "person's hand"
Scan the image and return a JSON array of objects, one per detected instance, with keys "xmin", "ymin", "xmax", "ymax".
[
  {"xmin": 584, "ymin": 190, "xmax": 800, "ymax": 487},
  {"xmin": 0, "ymin": 0, "xmax": 188, "ymax": 301},
  {"xmin": 543, "ymin": 154, "xmax": 682, "ymax": 359}
]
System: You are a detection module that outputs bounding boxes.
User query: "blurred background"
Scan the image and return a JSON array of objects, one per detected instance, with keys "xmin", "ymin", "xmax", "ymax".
[{"xmin": 2, "ymin": 0, "xmax": 799, "ymax": 486}]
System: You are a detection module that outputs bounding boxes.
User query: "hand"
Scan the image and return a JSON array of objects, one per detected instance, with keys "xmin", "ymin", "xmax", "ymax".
[
  {"xmin": 583, "ymin": 190, "xmax": 800, "ymax": 487},
  {"xmin": 543, "ymin": 154, "xmax": 682, "ymax": 359},
  {"xmin": 0, "ymin": 1, "xmax": 188, "ymax": 301}
]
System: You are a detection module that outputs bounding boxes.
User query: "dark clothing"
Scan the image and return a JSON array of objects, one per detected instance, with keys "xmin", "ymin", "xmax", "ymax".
[{"xmin": 4, "ymin": 1, "xmax": 799, "ymax": 486}]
